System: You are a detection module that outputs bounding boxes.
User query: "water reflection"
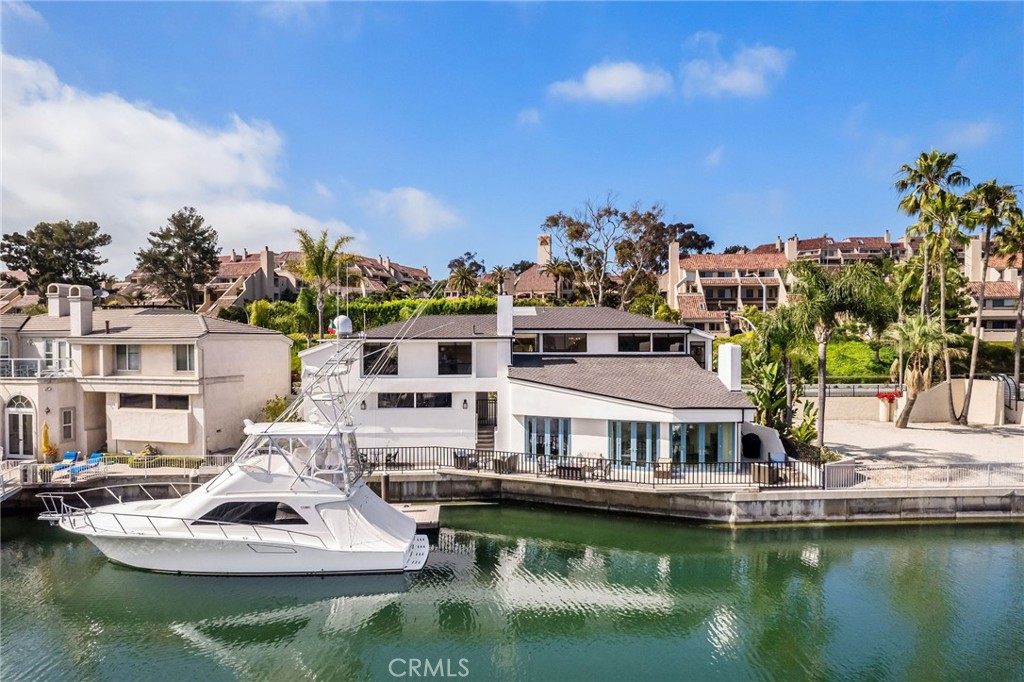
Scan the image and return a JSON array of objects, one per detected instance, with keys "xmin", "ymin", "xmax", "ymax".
[{"xmin": 2, "ymin": 509, "xmax": 1023, "ymax": 682}]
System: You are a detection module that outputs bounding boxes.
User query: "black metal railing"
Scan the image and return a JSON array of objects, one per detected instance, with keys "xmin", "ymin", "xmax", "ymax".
[{"xmin": 357, "ymin": 446, "xmax": 825, "ymax": 489}]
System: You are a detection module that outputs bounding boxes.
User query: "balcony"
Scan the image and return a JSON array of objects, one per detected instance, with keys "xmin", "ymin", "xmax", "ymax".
[{"xmin": 0, "ymin": 358, "xmax": 73, "ymax": 379}]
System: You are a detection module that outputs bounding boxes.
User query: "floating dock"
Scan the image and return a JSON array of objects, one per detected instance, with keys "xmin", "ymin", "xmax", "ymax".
[{"xmin": 391, "ymin": 503, "xmax": 440, "ymax": 532}]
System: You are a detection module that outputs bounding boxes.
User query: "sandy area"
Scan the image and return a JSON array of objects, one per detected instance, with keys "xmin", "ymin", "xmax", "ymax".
[{"xmin": 824, "ymin": 420, "xmax": 1024, "ymax": 465}]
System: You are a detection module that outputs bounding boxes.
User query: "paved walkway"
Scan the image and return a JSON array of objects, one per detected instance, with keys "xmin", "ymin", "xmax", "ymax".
[{"xmin": 825, "ymin": 420, "xmax": 1024, "ymax": 465}]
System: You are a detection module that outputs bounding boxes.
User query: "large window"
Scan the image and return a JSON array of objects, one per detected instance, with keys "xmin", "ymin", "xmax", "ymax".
[
  {"xmin": 120, "ymin": 394, "xmax": 189, "ymax": 410},
  {"xmin": 438, "ymin": 343, "xmax": 472, "ymax": 375},
  {"xmin": 542, "ymin": 333, "xmax": 587, "ymax": 353},
  {"xmin": 194, "ymin": 502, "xmax": 306, "ymax": 526},
  {"xmin": 115, "ymin": 344, "xmax": 141, "ymax": 371},
  {"xmin": 690, "ymin": 341, "xmax": 706, "ymax": 369},
  {"xmin": 416, "ymin": 392, "xmax": 452, "ymax": 408},
  {"xmin": 175, "ymin": 345, "xmax": 195, "ymax": 371},
  {"xmin": 524, "ymin": 416, "xmax": 571, "ymax": 458},
  {"xmin": 617, "ymin": 334, "xmax": 651, "ymax": 352},
  {"xmin": 363, "ymin": 343, "xmax": 398, "ymax": 376},
  {"xmin": 513, "ymin": 334, "xmax": 539, "ymax": 353},
  {"xmin": 378, "ymin": 392, "xmax": 414, "ymax": 408},
  {"xmin": 0, "ymin": 336, "xmax": 8, "ymax": 358},
  {"xmin": 671, "ymin": 423, "xmax": 736, "ymax": 466},
  {"xmin": 608, "ymin": 421, "xmax": 659, "ymax": 467},
  {"xmin": 652, "ymin": 333, "xmax": 687, "ymax": 353},
  {"xmin": 61, "ymin": 408, "xmax": 74, "ymax": 441}
]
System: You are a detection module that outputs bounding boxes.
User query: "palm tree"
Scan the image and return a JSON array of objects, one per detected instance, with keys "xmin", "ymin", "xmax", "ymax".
[
  {"xmin": 292, "ymin": 287, "xmax": 318, "ymax": 347},
  {"xmin": 787, "ymin": 260, "xmax": 888, "ymax": 448},
  {"xmin": 759, "ymin": 304, "xmax": 812, "ymax": 429},
  {"xmin": 490, "ymin": 265, "xmax": 510, "ymax": 295},
  {"xmin": 540, "ymin": 257, "xmax": 574, "ymax": 300},
  {"xmin": 894, "ymin": 151, "xmax": 971, "ymax": 317},
  {"xmin": 994, "ymin": 208, "xmax": 1024, "ymax": 386},
  {"xmin": 884, "ymin": 315, "xmax": 965, "ymax": 428},
  {"xmin": 960, "ymin": 181, "xmax": 1021, "ymax": 423},
  {"xmin": 292, "ymin": 228, "xmax": 355, "ymax": 339},
  {"xmin": 447, "ymin": 266, "xmax": 478, "ymax": 296},
  {"xmin": 915, "ymin": 192, "xmax": 973, "ymax": 422}
]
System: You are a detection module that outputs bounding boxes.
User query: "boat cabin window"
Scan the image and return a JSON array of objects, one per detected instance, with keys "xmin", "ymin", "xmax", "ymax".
[{"xmin": 193, "ymin": 502, "xmax": 307, "ymax": 525}]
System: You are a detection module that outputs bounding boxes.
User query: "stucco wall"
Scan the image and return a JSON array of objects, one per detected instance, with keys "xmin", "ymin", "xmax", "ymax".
[
  {"xmin": 796, "ymin": 396, "xmax": 881, "ymax": 421},
  {"xmin": 898, "ymin": 380, "xmax": 1004, "ymax": 426}
]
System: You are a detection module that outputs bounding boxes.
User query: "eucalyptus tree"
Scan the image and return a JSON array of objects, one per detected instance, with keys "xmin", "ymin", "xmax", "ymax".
[
  {"xmin": 884, "ymin": 315, "xmax": 965, "ymax": 428},
  {"xmin": 787, "ymin": 261, "xmax": 888, "ymax": 449},
  {"xmin": 292, "ymin": 228, "xmax": 356, "ymax": 339},
  {"xmin": 960, "ymin": 181, "xmax": 1022, "ymax": 424},
  {"xmin": 894, "ymin": 151, "xmax": 971, "ymax": 317},
  {"xmin": 994, "ymin": 208, "xmax": 1024, "ymax": 385}
]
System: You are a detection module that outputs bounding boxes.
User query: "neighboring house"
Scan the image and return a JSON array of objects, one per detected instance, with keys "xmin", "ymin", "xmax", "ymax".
[
  {"xmin": 964, "ymin": 280, "xmax": 1022, "ymax": 342},
  {"xmin": 0, "ymin": 283, "xmax": 291, "ymax": 459},
  {"xmin": 0, "ymin": 271, "xmax": 39, "ymax": 314},
  {"xmin": 508, "ymin": 235, "xmax": 573, "ymax": 299},
  {"xmin": 299, "ymin": 298, "xmax": 754, "ymax": 470}
]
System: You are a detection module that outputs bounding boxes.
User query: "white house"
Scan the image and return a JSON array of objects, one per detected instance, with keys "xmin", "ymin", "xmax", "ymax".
[
  {"xmin": 0, "ymin": 283, "xmax": 292, "ymax": 459},
  {"xmin": 300, "ymin": 297, "xmax": 756, "ymax": 468}
]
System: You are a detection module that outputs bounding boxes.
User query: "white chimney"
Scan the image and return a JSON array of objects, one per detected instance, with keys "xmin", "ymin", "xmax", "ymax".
[
  {"xmin": 497, "ymin": 295, "xmax": 513, "ymax": 337},
  {"xmin": 47, "ymin": 284, "xmax": 71, "ymax": 317},
  {"xmin": 69, "ymin": 285, "xmax": 93, "ymax": 336},
  {"xmin": 668, "ymin": 241, "xmax": 681, "ymax": 310},
  {"xmin": 537, "ymin": 234, "xmax": 552, "ymax": 267},
  {"xmin": 717, "ymin": 343, "xmax": 742, "ymax": 392},
  {"xmin": 884, "ymin": 229, "xmax": 891, "ymax": 243}
]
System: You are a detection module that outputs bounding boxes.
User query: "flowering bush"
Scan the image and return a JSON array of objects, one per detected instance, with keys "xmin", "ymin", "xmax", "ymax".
[{"xmin": 876, "ymin": 390, "xmax": 902, "ymax": 403}]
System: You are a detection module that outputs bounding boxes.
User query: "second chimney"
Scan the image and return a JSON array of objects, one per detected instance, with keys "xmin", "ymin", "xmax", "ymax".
[{"xmin": 69, "ymin": 285, "xmax": 93, "ymax": 336}]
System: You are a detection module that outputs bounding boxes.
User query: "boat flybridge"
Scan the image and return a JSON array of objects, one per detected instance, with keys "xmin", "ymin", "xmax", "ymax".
[{"xmin": 38, "ymin": 324, "xmax": 430, "ymax": 576}]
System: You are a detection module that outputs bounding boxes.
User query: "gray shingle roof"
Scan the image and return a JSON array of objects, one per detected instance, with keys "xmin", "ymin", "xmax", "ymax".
[
  {"xmin": 508, "ymin": 355, "xmax": 753, "ymax": 410},
  {"xmin": 363, "ymin": 315, "xmax": 499, "ymax": 339},
  {"xmin": 3, "ymin": 308, "xmax": 284, "ymax": 340},
  {"xmin": 512, "ymin": 306, "xmax": 690, "ymax": 330}
]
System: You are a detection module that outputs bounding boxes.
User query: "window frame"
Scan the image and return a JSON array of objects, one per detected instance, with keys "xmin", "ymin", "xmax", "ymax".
[
  {"xmin": 416, "ymin": 392, "xmax": 453, "ymax": 408},
  {"xmin": 115, "ymin": 344, "xmax": 141, "ymax": 372},
  {"xmin": 437, "ymin": 342, "xmax": 473, "ymax": 375},
  {"xmin": 363, "ymin": 343, "xmax": 398, "ymax": 376},
  {"xmin": 60, "ymin": 408, "xmax": 74, "ymax": 441},
  {"xmin": 513, "ymin": 334, "xmax": 539, "ymax": 353},
  {"xmin": 377, "ymin": 392, "xmax": 414, "ymax": 409},
  {"xmin": 155, "ymin": 395, "xmax": 190, "ymax": 411},
  {"xmin": 541, "ymin": 333, "xmax": 587, "ymax": 353},
  {"xmin": 174, "ymin": 344, "xmax": 195, "ymax": 372}
]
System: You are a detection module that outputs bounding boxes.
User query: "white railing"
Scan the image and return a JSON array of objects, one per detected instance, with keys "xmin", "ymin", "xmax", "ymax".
[
  {"xmin": 826, "ymin": 463, "xmax": 1024, "ymax": 490},
  {"xmin": 0, "ymin": 358, "xmax": 73, "ymax": 378},
  {"xmin": 39, "ymin": 484, "xmax": 328, "ymax": 549}
]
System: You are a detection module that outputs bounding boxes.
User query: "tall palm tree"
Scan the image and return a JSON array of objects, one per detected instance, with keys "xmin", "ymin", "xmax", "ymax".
[
  {"xmin": 884, "ymin": 315, "xmax": 965, "ymax": 428},
  {"xmin": 490, "ymin": 265, "xmax": 510, "ymax": 295},
  {"xmin": 447, "ymin": 266, "xmax": 478, "ymax": 296},
  {"xmin": 539, "ymin": 257, "xmax": 574, "ymax": 300},
  {"xmin": 292, "ymin": 228, "xmax": 355, "ymax": 339},
  {"xmin": 914, "ymin": 192, "xmax": 973, "ymax": 422},
  {"xmin": 960, "ymin": 181, "xmax": 1021, "ymax": 423},
  {"xmin": 894, "ymin": 151, "xmax": 971, "ymax": 317},
  {"xmin": 787, "ymin": 260, "xmax": 888, "ymax": 448},
  {"xmin": 994, "ymin": 208, "xmax": 1024, "ymax": 386},
  {"xmin": 759, "ymin": 304, "xmax": 812, "ymax": 429}
]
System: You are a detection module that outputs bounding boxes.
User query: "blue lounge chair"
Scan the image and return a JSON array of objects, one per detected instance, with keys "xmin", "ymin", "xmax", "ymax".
[
  {"xmin": 52, "ymin": 451, "xmax": 80, "ymax": 472},
  {"xmin": 69, "ymin": 452, "xmax": 104, "ymax": 476}
]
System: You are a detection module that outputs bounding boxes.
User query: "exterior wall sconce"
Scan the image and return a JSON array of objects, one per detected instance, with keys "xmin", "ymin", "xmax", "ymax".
[
  {"xmin": 462, "ymin": 399, "xmax": 469, "ymax": 410},
  {"xmin": 360, "ymin": 400, "xmax": 366, "ymax": 410}
]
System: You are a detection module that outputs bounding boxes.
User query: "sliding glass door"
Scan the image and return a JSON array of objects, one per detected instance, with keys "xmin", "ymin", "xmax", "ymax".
[
  {"xmin": 524, "ymin": 416, "xmax": 571, "ymax": 460},
  {"xmin": 608, "ymin": 421, "xmax": 659, "ymax": 468},
  {"xmin": 673, "ymin": 422, "xmax": 736, "ymax": 468}
]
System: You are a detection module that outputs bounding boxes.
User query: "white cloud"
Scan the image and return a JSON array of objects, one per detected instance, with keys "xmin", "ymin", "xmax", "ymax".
[
  {"xmin": 704, "ymin": 145, "xmax": 724, "ymax": 167},
  {"xmin": 1, "ymin": 1, "xmax": 45, "ymax": 25},
  {"xmin": 364, "ymin": 187, "xmax": 462, "ymax": 236},
  {"xmin": 1, "ymin": 53, "xmax": 362, "ymax": 276},
  {"xmin": 258, "ymin": 1, "xmax": 326, "ymax": 26},
  {"xmin": 313, "ymin": 180, "xmax": 333, "ymax": 199},
  {"xmin": 681, "ymin": 32, "xmax": 793, "ymax": 99},
  {"xmin": 940, "ymin": 120, "xmax": 998, "ymax": 150},
  {"xmin": 517, "ymin": 107, "xmax": 541, "ymax": 127},
  {"xmin": 548, "ymin": 61, "xmax": 673, "ymax": 103}
]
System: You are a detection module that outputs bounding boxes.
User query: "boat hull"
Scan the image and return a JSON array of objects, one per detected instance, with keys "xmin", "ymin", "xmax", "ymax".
[{"xmin": 80, "ymin": 532, "xmax": 430, "ymax": 576}]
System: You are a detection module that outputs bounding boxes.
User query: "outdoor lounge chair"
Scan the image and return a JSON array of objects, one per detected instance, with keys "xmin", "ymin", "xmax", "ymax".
[
  {"xmin": 454, "ymin": 451, "xmax": 479, "ymax": 470},
  {"xmin": 52, "ymin": 451, "xmax": 80, "ymax": 472},
  {"xmin": 493, "ymin": 454, "xmax": 518, "ymax": 475},
  {"xmin": 68, "ymin": 452, "xmax": 103, "ymax": 476}
]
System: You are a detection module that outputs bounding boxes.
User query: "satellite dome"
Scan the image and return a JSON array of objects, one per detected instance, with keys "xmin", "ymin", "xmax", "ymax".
[{"xmin": 329, "ymin": 315, "xmax": 353, "ymax": 336}]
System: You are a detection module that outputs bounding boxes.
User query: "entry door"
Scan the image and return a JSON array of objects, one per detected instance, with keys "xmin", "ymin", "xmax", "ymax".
[{"xmin": 7, "ymin": 412, "xmax": 34, "ymax": 458}]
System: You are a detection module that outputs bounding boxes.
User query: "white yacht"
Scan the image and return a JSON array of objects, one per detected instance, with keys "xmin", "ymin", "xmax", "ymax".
[{"xmin": 39, "ymin": 324, "xmax": 430, "ymax": 576}]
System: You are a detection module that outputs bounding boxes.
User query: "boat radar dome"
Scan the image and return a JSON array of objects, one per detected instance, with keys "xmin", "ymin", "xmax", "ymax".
[{"xmin": 329, "ymin": 315, "xmax": 353, "ymax": 336}]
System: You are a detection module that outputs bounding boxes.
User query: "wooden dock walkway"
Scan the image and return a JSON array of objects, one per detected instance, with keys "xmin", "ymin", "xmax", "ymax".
[{"xmin": 390, "ymin": 502, "xmax": 440, "ymax": 532}]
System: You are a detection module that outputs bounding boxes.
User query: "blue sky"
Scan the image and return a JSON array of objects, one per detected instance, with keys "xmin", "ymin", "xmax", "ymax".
[{"xmin": 2, "ymin": 1, "xmax": 1022, "ymax": 278}]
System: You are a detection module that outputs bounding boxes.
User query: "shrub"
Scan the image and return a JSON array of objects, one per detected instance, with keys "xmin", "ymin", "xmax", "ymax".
[{"xmin": 127, "ymin": 455, "xmax": 204, "ymax": 468}]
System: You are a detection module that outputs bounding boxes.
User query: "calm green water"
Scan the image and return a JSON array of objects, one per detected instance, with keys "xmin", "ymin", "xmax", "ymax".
[{"xmin": 2, "ymin": 506, "xmax": 1023, "ymax": 682}]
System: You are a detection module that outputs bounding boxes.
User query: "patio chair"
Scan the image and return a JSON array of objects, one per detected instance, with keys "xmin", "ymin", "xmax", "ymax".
[
  {"xmin": 68, "ymin": 452, "xmax": 104, "ymax": 476},
  {"xmin": 454, "ymin": 452, "xmax": 479, "ymax": 470},
  {"xmin": 52, "ymin": 451, "xmax": 80, "ymax": 472},
  {"xmin": 493, "ymin": 454, "xmax": 518, "ymax": 475}
]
